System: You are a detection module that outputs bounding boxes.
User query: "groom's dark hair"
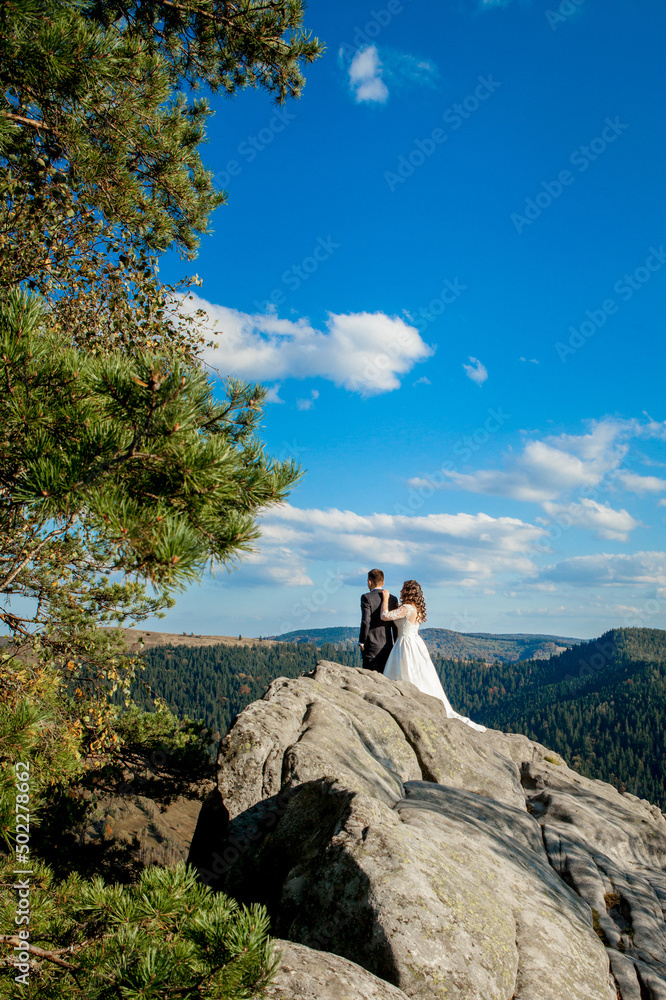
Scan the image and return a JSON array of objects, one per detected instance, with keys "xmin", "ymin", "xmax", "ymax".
[{"xmin": 367, "ymin": 568, "xmax": 384, "ymax": 587}]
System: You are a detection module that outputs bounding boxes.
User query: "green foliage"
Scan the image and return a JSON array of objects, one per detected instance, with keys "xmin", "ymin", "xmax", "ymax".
[
  {"xmin": 48, "ymin": 249, "xmax": 216, "ymax": 359},
  {"xmin": 86, "ymin": 701, "xmax": 216, "ymax": 804},
  {"xmin": 0, "ymin": 0, "xmax": 323, "ymax": 279},
  {"xmin": 134, "ymin": 629, "xmax": 666, "ymax": 812},
  {"xmin": 0, "ymin": 858, "xmax": 279, "ymax": 998},
  {"xmin": 0, "ymin": 652, "xmax": 215, "ymax": 871},
  {"xmin": 0, "ymin": 288, "xmax": 301, "ymax": 679},
  {"xmin": 1, "ymin": 0, "xmax": 315, "ymax": 688},
  {"xmin": 133, "ymin": 641, "xmax": 320, "ymax": 737},
  {"xmin": 0, "ymin": 6, "xmax": 317, "ymax": 991},
  {"xmin": 94, "ymin": 0, "xmax": 324, "ymax": 99},
  {"xmin": 431, "ymin": 628, "xmax": 666, "ymax": 810},
  {"xmin": 0, "ymin": 656, "xmax": 86, "ymax": 845}
]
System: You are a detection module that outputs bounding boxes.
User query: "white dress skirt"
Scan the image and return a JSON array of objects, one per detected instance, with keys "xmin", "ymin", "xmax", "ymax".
[{"xmin": 382, "ymin": 603, "xmax": 486, "ymax": 732}]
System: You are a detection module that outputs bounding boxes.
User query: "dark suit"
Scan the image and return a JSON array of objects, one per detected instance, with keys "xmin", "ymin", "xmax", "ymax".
[{"xmin": 359, "ymin": 588, "xmax": 398, "ymax": 672}]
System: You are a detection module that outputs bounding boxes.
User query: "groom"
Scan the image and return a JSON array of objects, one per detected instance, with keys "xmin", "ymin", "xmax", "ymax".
[{"xmin": 359, "ymin": 568, "xmax": 398, "ymax": 672}]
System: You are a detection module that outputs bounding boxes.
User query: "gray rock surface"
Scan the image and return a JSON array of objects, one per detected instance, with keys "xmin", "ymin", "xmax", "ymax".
[
  {"xmin": 190, "ymin": 661, "xmax": 666, "ymax": 1000},
  {"xmin": 265, "ymin": 939, "xmax": 411, "ymax": 999}
]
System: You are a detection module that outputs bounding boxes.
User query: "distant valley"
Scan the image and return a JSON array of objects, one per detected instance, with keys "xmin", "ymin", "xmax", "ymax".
[
  {"xmin": 132, "ymin": 626, "xmax": 666, "ymax": 812},
  {"xmin": 116, "ymin": 625, "xmax": 583, "ymax": 663},
  {"xmin": 270, "ymin": 626, "xmax": 582, "ymax": 662}
]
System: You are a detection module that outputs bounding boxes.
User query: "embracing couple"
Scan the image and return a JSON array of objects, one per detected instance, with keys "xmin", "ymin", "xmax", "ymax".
[{"xmin": 359, "ymin": 568, "xmax": 486, "ymax": 733}]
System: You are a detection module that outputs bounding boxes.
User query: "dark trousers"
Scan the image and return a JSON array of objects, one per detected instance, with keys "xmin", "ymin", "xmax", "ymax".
[{"xmin": 362, "ymin": 644, "xmax": 392, "ymax": 673}]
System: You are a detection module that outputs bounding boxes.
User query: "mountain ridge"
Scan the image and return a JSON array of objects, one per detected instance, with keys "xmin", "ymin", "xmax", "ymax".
[
  {"xmin": 48, "ymin": 625, "xmax": 586, "ymax": 663},
  {"xmin": 270, "ymin": 625, "xmax": 583, "ymax": 662}
]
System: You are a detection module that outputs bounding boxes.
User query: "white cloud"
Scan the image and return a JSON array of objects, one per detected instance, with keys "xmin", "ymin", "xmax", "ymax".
[
  {"xmin": 540, "ymin": 499, "xmax": 638, "ymax": 542},
  {"xmin": 519, "ymin": 356, "xmax": 539, "ymax": 365},
  {"xmin": 228, "ymin": 546, "xmax": 314, "ymax": 587},
  {"xmin": 265, "ymin": 384, "xmax": 284, "ymax": 404},
  {"xmin": 463, "ymin": 356, "xmax": 488, "ymax": 386},
  {"xmin": 381, "ymin": 49, "xmax": 439, "ymax": 90},
  {"xmin": 296, "ymin": 389, "xmax": 319, "ymax": 411},
  {"xmin": 230, "ymin": 504, "xmax": 546, "ymax": 589},
  {"xmin": 436, "ymin": 418, "xmax": 640, "ymax": 502},
  {"xmin": 413, "ymin": 376, "xmax": 431, "ymax": 386},
  {"xmin": 446, "ymin": 437, "xmax": 623, "ymax": 502},
  {"xmin": 539, "ymin": 551, "xmax": 666, "ymax": 589},
  {"xmin": 185, "ymin": 294, "xmax": 433, "ymax": 396},
  {"xmin": 629, "ymin": 416, "xmax": 666, "ymax": 441},
  {"xmin": 615, "ymin": 470, "xmax": 666, "ymax": 494},
  {"xmin": 632, "ymin": 452, "xmax": 666, "ymax": 469},
  {"xmin": 347, "ymin": 45, "xmax": 388, "ymax": 104},
  {"xmin": 342, "ymin": 45, "xmax": 439, "ymax": 104}
]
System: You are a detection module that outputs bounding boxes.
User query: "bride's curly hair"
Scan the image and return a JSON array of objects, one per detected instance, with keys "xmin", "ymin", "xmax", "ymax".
[{"xmin": 400, "ymin": 580, "xmax": 427, "ymax": 623}]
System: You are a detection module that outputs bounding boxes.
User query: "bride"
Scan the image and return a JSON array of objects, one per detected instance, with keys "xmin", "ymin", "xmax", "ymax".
[{"xmin": 380, "ymin": 580, "xmax": 486, "ymax": 733}]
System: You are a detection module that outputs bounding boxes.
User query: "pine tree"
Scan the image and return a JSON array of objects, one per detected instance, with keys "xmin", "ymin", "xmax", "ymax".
[
  {"xmin": 0, "ymin": 7, "xmax": 323, "ymax": 991},
  {"xmin": 0, "ymin": 0, "xmax": 323, "ymax": 287},
  {"xmin": 0, "ymin": 289, "xmax": 302, "ymax": 691},
  {"xmin": 0, "ymin": 857, "xmax": 278, "ymax": 998}
]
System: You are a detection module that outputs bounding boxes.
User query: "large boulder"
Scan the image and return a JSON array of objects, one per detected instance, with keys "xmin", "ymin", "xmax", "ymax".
[
  {"xmin": 189, "ymin": 661, "xmax": 666, "ymax": 1000},
  {"xmin": 266, "ymin": 939, "xmax": 411, "ymax": 1000}
]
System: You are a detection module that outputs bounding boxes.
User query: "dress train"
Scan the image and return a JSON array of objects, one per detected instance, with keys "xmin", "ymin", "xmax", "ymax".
[{"xmin": 381, "ymin": 603, "xmax": 486, "ymax": 733}]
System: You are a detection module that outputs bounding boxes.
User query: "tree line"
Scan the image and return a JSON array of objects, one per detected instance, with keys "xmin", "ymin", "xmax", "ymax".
[{"xmin": 136, "ymin": 629, "xmax": 666, "ymax": 811}]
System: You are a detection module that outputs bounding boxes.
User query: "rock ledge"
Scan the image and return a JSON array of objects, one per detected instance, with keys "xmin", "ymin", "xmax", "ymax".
[{"xmin": 189, "ymin": 661, "xmax": 666, "ymax": 1000}]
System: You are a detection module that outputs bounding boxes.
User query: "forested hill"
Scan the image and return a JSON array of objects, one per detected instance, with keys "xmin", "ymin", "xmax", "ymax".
[
  {"xmin": 437, "ymin": 627, "xmax": 666, "ymax": 811},
  {"xmin": 134, "ymin": 626, "xmax": 666, "ymax": 811},
  {"xmin": 272, "ymin": 626, "xmax": 581, "ymax": 662},
  {"xmin": 132, "ymin": 640, "xmax": 324, "ymax": 739}
]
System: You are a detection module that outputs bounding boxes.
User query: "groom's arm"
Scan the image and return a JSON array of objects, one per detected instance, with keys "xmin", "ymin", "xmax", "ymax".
[{"xmin": 359, "ymin": 593, "xmax": 371, "ymax": 646}]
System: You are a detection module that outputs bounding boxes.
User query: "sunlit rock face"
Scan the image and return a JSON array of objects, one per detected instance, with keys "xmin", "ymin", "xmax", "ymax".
[{"xmin": 189, "ymin": 661, "xmax": 666, "ymax": 1000}]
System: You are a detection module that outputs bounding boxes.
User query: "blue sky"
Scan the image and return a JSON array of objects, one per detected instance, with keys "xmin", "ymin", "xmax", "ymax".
[{"xmin": 154, "ymin": 0, "xmax": 666, "ymax": 640}]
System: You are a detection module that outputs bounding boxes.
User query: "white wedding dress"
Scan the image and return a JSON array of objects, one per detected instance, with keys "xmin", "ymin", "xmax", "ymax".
[{"xmin": 381, "ymin": 603, "xmax": 486, "ymax": 732}]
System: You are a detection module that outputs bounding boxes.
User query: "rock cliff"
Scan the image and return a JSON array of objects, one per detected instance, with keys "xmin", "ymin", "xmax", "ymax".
[{"xmin": 189, "ymin": 661, "xmax": 666, "ymax": 1000}]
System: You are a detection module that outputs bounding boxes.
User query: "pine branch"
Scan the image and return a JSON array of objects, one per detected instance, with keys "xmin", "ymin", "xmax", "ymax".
[
  {"xmin": 0, "ymin": 516, "xmax": 75, "ymax": 592},
  {"xmin": 0, "ymin": 934, "xmax": 80, "ymax": 972},
  {"xmin": 1, "ymin": 110, "xmax": 54, "ymax": 132}
]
